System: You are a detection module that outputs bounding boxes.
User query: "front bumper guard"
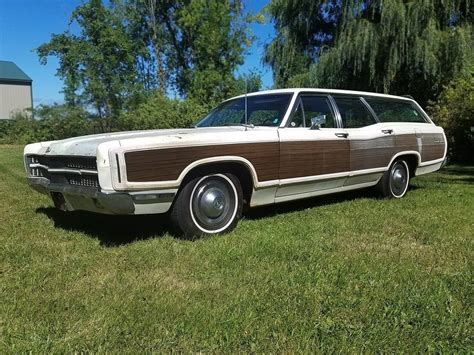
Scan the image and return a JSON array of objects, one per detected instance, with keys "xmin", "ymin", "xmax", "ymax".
[{"xmin": 27, "ymin": 177, "xmax": 135, "ymax": 214}]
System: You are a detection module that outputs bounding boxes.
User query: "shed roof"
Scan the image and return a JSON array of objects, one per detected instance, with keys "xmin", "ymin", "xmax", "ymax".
[{"xmin": 0, "ymin": 61, "xmax": 32, "ymax": 84}]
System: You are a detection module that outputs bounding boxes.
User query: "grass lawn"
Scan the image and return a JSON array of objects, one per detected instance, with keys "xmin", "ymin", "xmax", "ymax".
[{"xmin": 1, "ymin": 145, "xmax": 473, "ymax": 352}]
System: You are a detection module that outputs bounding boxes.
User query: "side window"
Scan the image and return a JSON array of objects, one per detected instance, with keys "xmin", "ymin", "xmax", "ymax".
[
  {"xmin": 334, "ymin": 97, "xmax": 376, "ymax": 128},
  {"xmin": 365, "ymin": 98, "xmax": 427, "ymax": 123},
  {"xmin": 301, "ymin": 96, "xmax": 335, "ymax": 128},
  {"xmin": 288, "ymin": 95, "xmax": 335, "ymax": 128},
  {"xmin": 289, "ymin": 100, "xmax": 305, "ymax": 127}
]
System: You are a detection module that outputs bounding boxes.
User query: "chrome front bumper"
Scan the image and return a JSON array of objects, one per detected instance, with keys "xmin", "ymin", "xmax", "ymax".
[{"xmin": 27, "ymin": 177, "xmax": 135, "ymax": 214}]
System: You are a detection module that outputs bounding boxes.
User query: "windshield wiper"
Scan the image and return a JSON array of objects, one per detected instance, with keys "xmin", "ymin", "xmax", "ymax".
[{"xmin": 240, "ymin": 123, "xmax": 255, "ymax": 129}]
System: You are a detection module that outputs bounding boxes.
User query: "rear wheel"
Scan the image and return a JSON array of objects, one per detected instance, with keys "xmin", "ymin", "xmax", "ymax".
[
  {"xmin": 377, "ymin": 159, "xmax": 410, "ymax": 198},
  {"xmin": 171, "ymin": 173, "xmax": 243, "ymax": 238}
]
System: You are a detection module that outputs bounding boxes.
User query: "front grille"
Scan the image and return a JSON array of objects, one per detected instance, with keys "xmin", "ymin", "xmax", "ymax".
[
  {"xmin": 64, "ymin": 157, "xmax": 97, "ymax": 170},
  {"xmin": 30, "ymin": 167, "xmax": 47, "ymax": 177},
  {"xmin": 68, "ymin": 175, "xmax": 99, "ymax": 188},
  {"xmin": 28, "ymin": 155, "xmax": 97, "ymax": 170},
  {"xmin": 27, "ymin": 155, "xmax": 99, "ymax": 189}
]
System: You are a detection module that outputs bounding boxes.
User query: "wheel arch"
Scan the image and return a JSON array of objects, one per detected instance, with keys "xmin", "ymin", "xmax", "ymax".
[
  {"xmin": 177, "ymin": 157, "xmax": 257, "ymax": 205},
  {"xmin": 388, "ymin": 151, "xmax": 420, "ymax": 178}
]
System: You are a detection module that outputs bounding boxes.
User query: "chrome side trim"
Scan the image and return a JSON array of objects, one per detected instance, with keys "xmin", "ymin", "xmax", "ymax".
[
  {"xmin": 274, "ymin": 180, "xmax": 379, "ymax": 204},
  {"xmin": 418, "ymin": 157, "xmax": 445, "ymax": 167}
]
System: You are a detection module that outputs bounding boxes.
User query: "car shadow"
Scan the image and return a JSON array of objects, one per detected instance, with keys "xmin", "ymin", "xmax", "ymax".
[
  {"xmin": 37, "ymin": 184, "xmax": 400, "ymax": 246},
  {"xmin": 245, "ymin": 186, "xmax": 383, "ymax": 220},
  {"xmin": 36, "ymin": 207, "xmax": 178, "ymax": 247}
]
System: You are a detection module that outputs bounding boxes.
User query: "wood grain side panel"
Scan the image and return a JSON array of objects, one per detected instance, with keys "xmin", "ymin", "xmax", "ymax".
[
  {"xmin": 279, "ymin": 140, "xmax": 349, "ymax": 179},
  {"xmin": 350, "ymin": 136, "xmax": 396, "ymax": 171},
  {"xmin": 125, "ymin": 142, "xmax": 280, "ymax": 182},
  {"xmin": 396, "ymin": 133, "xmax": 418, "ymax": 149},
  {"xmin": 350, "ymin": 134, "xmax": 426, "ymax": 171},
  {"xmin": 124, "ymin": 133, "xmax": 444, "ymax": 184},
  {"xmin": 421, "ymin": 133, "xmax": 445, "ymax": 162}
]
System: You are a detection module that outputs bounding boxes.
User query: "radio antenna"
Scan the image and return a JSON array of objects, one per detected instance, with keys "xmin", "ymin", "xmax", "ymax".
[{"xmin": 244, "ymin": 76, "xmax": 248, "ymax": 131}]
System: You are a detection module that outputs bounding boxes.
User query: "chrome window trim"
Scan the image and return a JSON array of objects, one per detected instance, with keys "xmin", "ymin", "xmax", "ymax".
[{"xmin": 360, "ymin": 96, "xmax": 380, "ymax": 123}]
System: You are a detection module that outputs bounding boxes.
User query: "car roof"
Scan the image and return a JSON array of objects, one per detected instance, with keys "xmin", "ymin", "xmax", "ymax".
[{"xmin": 231, "ymin": 88, "xmax": 414, "ymax": 102}]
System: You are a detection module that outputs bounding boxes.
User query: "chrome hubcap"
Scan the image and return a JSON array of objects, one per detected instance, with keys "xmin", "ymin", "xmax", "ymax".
[
  {"xmin": 390, "ymin": 163, "xmax": 408, "ymax": 196},
  {"xmin": 191, "ymin": 176, "xmax": 235, "ymax": 230},
  {"xmin": 200, "ymin": 188, "xmax": 226, "ymax": 218}
]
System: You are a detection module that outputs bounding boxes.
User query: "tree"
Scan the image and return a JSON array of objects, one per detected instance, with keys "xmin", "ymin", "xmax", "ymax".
[
  {"xmin": 38, "ymin": 0, "xmax": 253, "ymax": 115},
  {"xmin": 37, "ymin": 0, "xmax": 151, "ymax": 127},
  {"xmin": 429, "ymin": 66, "xmax": 474, "ymax": 163},
  {"xmin": 233, "ymin": 70, "xmax": 263, "ymax": 95},
  {"xmin": 265, "ymin": 0, "xmax": 473, "ymax": 106},
  {"xmin": 264, "ymin": 0, "xmax": 343, "ymax": 88},
  {"xmin": 130, "ymin": 0, "xmax": 252, "ymax": 104}
]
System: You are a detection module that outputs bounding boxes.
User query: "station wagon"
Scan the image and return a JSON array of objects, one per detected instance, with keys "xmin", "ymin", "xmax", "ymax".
[{"xmin": 24, "ymin": 89, "xmax": 447, "ymax": 236}]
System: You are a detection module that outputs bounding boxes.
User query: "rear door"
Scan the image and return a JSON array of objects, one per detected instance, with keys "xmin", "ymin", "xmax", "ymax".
[
  {"xmin": 277, "ymin": 94, "xmax": 350, "ymax": 198},
  {"xmin": 364, "ymin": 97, "xmax": 443, "ymax": 164},
  {"xmin": 332, "ymin": 95, "xmax": 394, "ymax": 186}
]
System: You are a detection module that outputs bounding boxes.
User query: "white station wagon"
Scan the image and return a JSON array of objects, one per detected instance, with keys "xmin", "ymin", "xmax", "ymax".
[{"xmin": 25, "ymin": 89, "xmax": 447, "ymax": 237}]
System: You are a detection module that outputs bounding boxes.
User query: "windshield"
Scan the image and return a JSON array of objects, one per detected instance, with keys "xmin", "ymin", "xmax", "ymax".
[{"xmin": 196, "ymin": 93, "xmax": 293, "ymax": 127}]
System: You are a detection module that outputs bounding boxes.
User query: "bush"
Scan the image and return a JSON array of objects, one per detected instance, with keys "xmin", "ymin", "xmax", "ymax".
[
  {"xmin": 118, "ymin": 93, "xmax": 209, "ymax": 131},
  {"xmin": 429, "ymin": 68, "xmax": 474, "ymax": 163},
  {"xmin": 0, "ymin": 119, "xmax": 15, "ymax": 142},
  {"xmin": 0, "ymin": 96, "xmax": 212, "ymax": 145},
  {"xmin": 0, "ymin": 113, "xmax": 39, "ymax": 144},
  {"xmin": 0, "ymin": 105, "xmax": 94, "ymax": 145}
]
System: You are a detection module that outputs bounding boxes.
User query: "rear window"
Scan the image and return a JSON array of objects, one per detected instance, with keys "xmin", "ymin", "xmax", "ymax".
[{"xmin": 365, "ymin": 98, "xmax": 427, "ymax": 123}]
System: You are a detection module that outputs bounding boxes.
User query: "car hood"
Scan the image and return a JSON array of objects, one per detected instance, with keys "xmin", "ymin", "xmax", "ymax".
[{"xmin": 41, "ymin": 127, "xmax": 250, "ymax": 156}]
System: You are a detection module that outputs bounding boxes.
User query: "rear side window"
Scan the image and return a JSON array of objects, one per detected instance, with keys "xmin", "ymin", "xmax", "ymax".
[
  {"xmin": 365, "ymin": 98, "xmax": 427, "ymax": 123},
  {"xmin": 334, "ymin": 97, "xmax": 376, "ymax": 128}
]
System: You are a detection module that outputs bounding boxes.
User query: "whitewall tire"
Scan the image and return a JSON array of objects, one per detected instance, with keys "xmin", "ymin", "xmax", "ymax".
[
  {"xmin": 377, "ymin": 159, "xmax": 410, "ymax": 198},
  {"xmin": 171, "ymin": 173, "xmax": 243, "ymax": 238}
]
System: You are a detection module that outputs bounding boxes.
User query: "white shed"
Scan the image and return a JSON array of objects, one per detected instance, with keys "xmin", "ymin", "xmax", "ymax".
[{"xmin": 0, "ymin": 61, "xmax": 33, "ymax": 119}]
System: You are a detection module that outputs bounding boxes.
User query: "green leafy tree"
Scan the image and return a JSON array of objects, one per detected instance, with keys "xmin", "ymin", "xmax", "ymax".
[
  {"xmin": 264, "ymin": 0, "xmax": 343, "ymax": 88},
  {"xmin": 37, "ymin": 0, "xmax": 149, "ymax": 126},
  {"xmin": 265, "ymin": 0, "xmax": 473, "ymax": 106},
  {"xmin": 38, "ymin": 0, "xmax": 253, "ymax": 118},
  {"xmin": 233, "ymin": 70, "xmax": 263, "ymax": 95},
  {"xmin": 429, "ymin": 67, "xmax": 474, "ymax": 163},
  {"xmin": 129, "ymin": 0, "xmax": 252, "ymax": 104}
]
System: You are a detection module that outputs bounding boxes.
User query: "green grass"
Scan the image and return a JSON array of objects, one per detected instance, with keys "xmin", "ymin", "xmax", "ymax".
[{"xmin": 1, "ymin": 145, "xmax": 473, "ymax": 352}]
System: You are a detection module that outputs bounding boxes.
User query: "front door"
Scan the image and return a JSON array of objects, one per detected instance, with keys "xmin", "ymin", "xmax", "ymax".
[{"xmin": 277, "ymin": 94, "xmax": 350, "ymax": 198}]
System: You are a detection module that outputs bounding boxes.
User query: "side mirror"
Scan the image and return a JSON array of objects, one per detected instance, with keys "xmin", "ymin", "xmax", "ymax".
[{"xmin": 310, "ymin": 114, "xmax": 326, "ymax": 129}]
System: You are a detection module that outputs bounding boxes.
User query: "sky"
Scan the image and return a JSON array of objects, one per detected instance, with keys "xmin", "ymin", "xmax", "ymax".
[{"xmin": 0, "ymin": 0, "xmax": 275, "ymax": 107}]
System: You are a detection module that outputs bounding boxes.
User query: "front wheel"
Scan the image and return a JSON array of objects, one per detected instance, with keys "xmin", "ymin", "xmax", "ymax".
[
  {"xmin": 377, "ymin": 159, "xmax": 410, "ymax": 198},
  {"xmin": 171, "ymin": 173, "xmax": 243, "ymax": 238}
]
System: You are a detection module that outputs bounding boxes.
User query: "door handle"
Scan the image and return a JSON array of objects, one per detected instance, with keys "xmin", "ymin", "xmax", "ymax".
[
  {"xmin": 335, "ymin": 132, "xmax": 349, "ymax": 138},
  {"xmin": 381, "ymin": 129, "xmax": 393, "ymax": 134}
]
